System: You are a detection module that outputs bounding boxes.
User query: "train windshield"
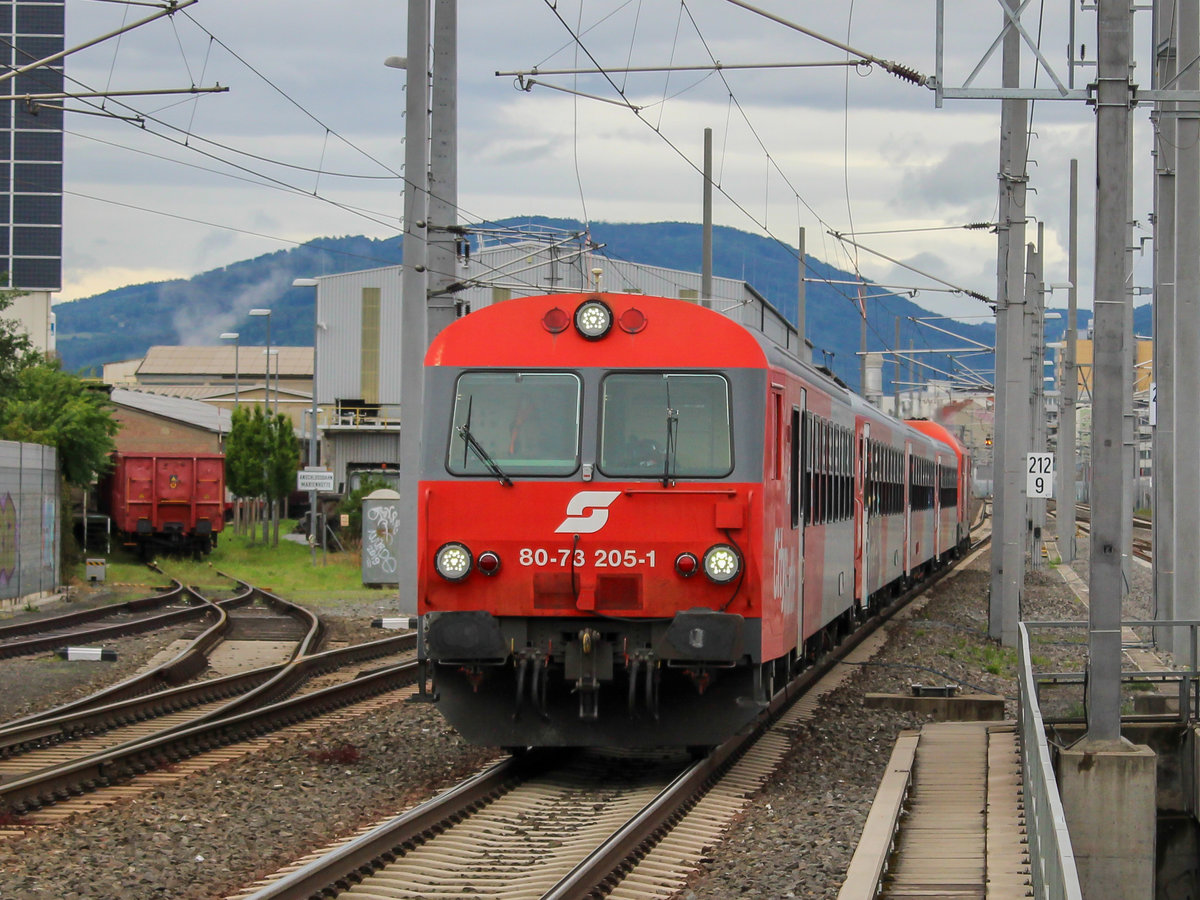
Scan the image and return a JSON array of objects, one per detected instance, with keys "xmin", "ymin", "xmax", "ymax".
[
  {"xmin": 447, "ymin": 372, "xmax": 581, "ymax": 476},
  {"xmin": 599, "ymin": 373, "xmax": 732, "ymax": 477}
]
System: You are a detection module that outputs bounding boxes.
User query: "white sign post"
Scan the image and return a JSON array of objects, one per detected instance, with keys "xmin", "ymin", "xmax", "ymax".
[
  {"xmin": 297, "ymin": 469, "xmax": 335, "ymax": 492},
  {"xmin": 1026, "ymin": 452, "xmax": 1054, "ymax": 498}
]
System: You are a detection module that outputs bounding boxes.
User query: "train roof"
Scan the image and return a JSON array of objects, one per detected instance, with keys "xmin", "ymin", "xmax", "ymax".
[
  {"xmin": 905, "ymin": 419, "xmax": 969, "ymax": 462},
  {"xmin": 426, "ymin": 292, "xmax": 771, "ymax": 369}
]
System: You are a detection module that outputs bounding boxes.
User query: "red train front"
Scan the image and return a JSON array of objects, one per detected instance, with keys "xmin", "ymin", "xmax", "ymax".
[{"xmin": 417, "ymin": 291, "xmax": 969, "ymax": 749}]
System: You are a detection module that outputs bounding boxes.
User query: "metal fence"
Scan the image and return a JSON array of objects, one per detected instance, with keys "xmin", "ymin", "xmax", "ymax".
[
  {"xmin": 1018, "ymin": 622, "xmax": 1083, "ymax": 900},
  {"xmin": 0, "ymin": 440, "xmax": 59, "ymax": 603}
]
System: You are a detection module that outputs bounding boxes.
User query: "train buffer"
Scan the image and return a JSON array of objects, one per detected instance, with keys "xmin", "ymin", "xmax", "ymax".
[{"xmin": 838, "ymin": 720, "xmax": 1031, "ymax": 898}]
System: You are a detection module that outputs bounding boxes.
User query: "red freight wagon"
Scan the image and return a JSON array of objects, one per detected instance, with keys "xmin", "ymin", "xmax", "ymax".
[{"xmin": 106, "ymin": 453, "xmax": 225, "ymax": 558}]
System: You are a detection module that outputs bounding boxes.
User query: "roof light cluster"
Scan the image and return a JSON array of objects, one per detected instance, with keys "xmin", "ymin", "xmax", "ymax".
[{"xmin": 541, "ymin": 297, "xmax": 649, "ymax": 340}]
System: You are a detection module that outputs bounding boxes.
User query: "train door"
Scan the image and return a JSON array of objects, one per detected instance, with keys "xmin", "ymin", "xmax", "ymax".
[
  {"xmin": 858, "ymin": 422, "xmax": 870, "ymax": 610},
  {"xmin": 904, "ymin": 440, "xmax": 912, "ymax": 578},
  {"xmin": 791, "ymin": 391, "xmax": 806, "ymax": 650}
]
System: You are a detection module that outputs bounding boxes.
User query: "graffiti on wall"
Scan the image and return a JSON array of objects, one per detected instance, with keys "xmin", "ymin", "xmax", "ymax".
[
  {"xmin": 0, "ymin": 492, "xmax": 16, "ymax": 586},
  {"xmin": 42, "ymin": 494, "xmax": 56, "ymax": 570},
  {"xmin": 364, "ymin": 503, "xmax": 399, "ymax": 576}
]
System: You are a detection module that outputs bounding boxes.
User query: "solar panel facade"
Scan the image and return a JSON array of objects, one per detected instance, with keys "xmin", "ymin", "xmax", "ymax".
[{"xmin": 1, "ymin": 1, "xmax": 63, "ymax": 291}]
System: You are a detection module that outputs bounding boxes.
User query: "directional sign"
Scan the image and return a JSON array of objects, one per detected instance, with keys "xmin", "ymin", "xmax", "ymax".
[
  {"xmin": 1026, "ymin": 452, "xmax": 1054, "ymax": 498},
  {"xmin": 297, "ymin": 469, "xmax": 335, "ymax": 492}
]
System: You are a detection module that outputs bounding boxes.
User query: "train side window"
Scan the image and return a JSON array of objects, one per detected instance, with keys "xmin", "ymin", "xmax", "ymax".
[
  {"xmin": 806, "ymin": 413, "xmax": 815, "ymax": 525},
  {"xmin": 790, "ymin": 407, "xmax": 802, "ymax": 529},
  {"xmin": 772, "ymin": 392, "xmax": 784, "ymax": 481}
]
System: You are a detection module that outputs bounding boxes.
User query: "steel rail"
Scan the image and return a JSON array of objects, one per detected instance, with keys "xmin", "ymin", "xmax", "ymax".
[
  {"xmin": 0, "ymin": 629, "xmax": 414, "ymax": 758},
  {"xmin": 0, "ymin": 580, "xmax": 218, "ymax": 660},
  {"xmin": 0, "ymin": 584, "xmax": 248, "ymax": 730},
  {"xmin": 0, "ymin": 580, "xmax": 188, "ymax": 641},
  {"xmin": 1, "ymin": 652, "xmax": 421, "ymax": 814},
  {"xmin": 239, "ymin": 751, "xmax": 557, "ymax": 900}
]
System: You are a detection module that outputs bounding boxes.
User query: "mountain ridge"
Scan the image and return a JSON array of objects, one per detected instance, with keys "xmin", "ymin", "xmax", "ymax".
[{"xmin": 53, "ymin": 217, "xmax": 1140, "ymax": 392}]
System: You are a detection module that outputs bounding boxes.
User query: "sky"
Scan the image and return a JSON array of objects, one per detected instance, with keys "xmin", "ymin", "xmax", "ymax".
[{"xmin": 57, "ymin": 0, "xmax": 1160, "ymax": 322}]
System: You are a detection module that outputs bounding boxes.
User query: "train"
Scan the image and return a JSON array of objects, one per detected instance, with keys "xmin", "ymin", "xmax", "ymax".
[
  {"xmin": 100, "ymin": 452, "xmax": 226, "ymax": 558},
  {"xmin": 417, "ymin": 291, "xmax": 971, "ymax": 749}
]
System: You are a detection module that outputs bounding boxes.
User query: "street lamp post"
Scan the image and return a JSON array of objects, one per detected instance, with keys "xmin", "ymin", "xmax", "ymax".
[
  {"xmin": 249, "ymin": 308, "xmax": 272, "ymax": 542},
  {"xmin": 220, "ymin": 332, "xmax": 240, "ymax": 411},
  {"xmin": 220, "ymin": 330, "xmax": 242, "ymax": 535},
  {"xmin": 248, "ymin": 308, "xmax": 272, "ymax": 407}
]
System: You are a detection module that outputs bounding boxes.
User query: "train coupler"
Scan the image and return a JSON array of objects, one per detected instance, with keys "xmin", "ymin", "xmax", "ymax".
[
  {"xmin": 512, "ymin": 650, "xmax": 550, "ymax": 722},
  {"xmin": 626, "ymin": 652, "xmax": 660, "ymax": 720},
  {"xmin": 568, "ymin": 628, "xmax": 609, "ymax": 721}
]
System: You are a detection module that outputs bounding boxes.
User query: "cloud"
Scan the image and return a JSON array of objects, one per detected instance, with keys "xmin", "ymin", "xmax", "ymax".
[{"xmin": 892, "ymin": 141, "xmax": 999, "ymax": 216}]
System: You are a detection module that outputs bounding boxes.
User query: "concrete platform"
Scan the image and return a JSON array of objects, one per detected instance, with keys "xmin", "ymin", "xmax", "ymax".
[{"xmin": 838, "ymin": 720, "xmax": 1031, "ymax": 899}]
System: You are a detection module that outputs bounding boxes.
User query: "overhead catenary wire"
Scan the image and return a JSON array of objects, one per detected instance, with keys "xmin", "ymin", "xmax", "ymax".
[{"xmin": 530, "ymin": 0, "xmax": 968, "ymax": 377}]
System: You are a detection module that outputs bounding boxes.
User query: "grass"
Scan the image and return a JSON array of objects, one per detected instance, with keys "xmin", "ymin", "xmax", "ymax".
[
  {"xmin": 72, "ymin": 519, "xmax": 385, "ymax": 604},
  {"xmin": 940, "ymin": 637, "xmax": 1018, "ymax": 676}
]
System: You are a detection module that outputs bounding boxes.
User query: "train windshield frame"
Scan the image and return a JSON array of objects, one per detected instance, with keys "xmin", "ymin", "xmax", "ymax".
[
  {"xmin": 599, "ymin": 372, "xmax": 733, "ymax": 478},
  {"xmin": 447, "ymin": 371, "xmax": 581, "ymax": 477}
]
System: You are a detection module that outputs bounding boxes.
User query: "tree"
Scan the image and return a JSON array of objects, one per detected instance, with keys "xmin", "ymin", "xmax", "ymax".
[
  {"xmin": 265, "ymin": 412, "xmax": 300, "ymax": 546},
  {"xmin": 0, "ymin": 286, "xmax": 34, "ymax": 399},
  {"xmin": 225, "ymin": 405, "xmax": 270, "ymax": 540},
  {"xmin": 223, "ymin": 405, "xmax": 301, "ymax": 545},
  {"xmin": 337, "ymin": 474, "xmax": 392, "ymax": 543},
  {"xmin": 0, "ymin": 361, "xmax": 118, "ymax": 487}
]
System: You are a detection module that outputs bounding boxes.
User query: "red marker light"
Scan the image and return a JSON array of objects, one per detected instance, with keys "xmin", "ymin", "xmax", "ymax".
[
  {"xmin": 675, "ymin": 552, "xmax": 699, "ymax": 577},
  {"xmin": 618, "ymin": 307, "xmax": 647, "ymax": 334},
  {"xmin": 477, "ymin": 551, "xmax": 501, "ymax": 575},
  {"xmin": 542, "ymin": 307, "xmax": 570, "ymax": 334}
]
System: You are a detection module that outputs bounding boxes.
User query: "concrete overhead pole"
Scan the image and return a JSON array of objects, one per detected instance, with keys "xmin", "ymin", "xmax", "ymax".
[
  {"xmin": 427, "ymin": 0, "xmax": 459, "ymax": 339},
  {"xmin": 702, "ymin": 127, "xmax": 713, "ymax": 307},
  {"xmin": 1176, "ymin": 0, "xmax": 1200, "ymax": 665},
  {"xmin": 1086, "ymin": 0, "xmax": 1135, "ymax": 742},
  {"xmin": 1153, "ymin": 0, "xmax": 1177, "ymax": 648},
  {"xmin": 396, "ymin": 0, "xmax": 430, "ymax": 618},
  {"xmin": 797, "ymin": 227, "xmax": 806, "ymax": 360},
  {"xmin": 989, "ymin": 0, "xmax": 1029, "ymax": 646},
  {"xmin": 1029, "ymin": 229, "xmax": 1046, "ymax": 569},
  {"xmin": 895, "ymin": 317, "xmax": 902, "ymax": 415},
  {"xmin": 1056, "ymin": 160, "xmax": 1080, "ymax": 563}
]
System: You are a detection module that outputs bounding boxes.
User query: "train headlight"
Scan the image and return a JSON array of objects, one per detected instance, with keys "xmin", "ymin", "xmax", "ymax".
[
  {"xmin": 435, "ymin": 542, "xmax": 473, "ymax": 581},
  {"xmin": 574, "ymin": 299, "xmax": 613, "ymax": 340},
  {"xmin": 702, "ymin": 544, "xmax": 741, "ymax": 584}
]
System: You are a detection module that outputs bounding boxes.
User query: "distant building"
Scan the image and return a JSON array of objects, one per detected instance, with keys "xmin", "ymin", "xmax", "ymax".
[
  {"xmin": 0, "ymin": 2, "xmax": 66, "ymax": 357},
  {"xmin": 109, "ymin": 389, "xmax": 233, "ymax": 455},
  {"xmin": 102, "ymin": 345, "xmax": 314, "ymax": 430}
]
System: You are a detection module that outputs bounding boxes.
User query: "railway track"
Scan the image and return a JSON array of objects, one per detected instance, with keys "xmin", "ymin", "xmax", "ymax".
[
  {"xmin": 230, "ymin": 537, "xmax": 991, "ymax": 900},
  {"xmin": 1070, "ymin": 518, "xmax": 1153, "ymax": 564},
  {"xmin": 0, "ymin": 580, "xmax": 416, "ymax": 821},
  {"xmin": 0, "ymin": 579, "xmax": 217, "ymax": 660}
]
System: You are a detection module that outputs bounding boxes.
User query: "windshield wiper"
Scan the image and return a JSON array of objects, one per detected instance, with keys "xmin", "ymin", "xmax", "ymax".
[
  {"xmin": 458, "ymin": 423, "xmax": 513, "ymax": 487},
  {"xmin": 662, "ymin": 376, "xmax": 678, "ymax": 488}
]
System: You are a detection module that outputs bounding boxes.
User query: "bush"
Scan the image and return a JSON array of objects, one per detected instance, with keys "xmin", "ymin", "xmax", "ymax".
[{"xmin": 336, "ymin": 474, "xmax": 392, "ymax": 542}]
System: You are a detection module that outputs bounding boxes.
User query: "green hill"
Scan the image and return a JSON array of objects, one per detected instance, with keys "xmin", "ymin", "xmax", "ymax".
[{"xmin": 55, "ymin": 217, "xmax": 1127, "ymax": 393}]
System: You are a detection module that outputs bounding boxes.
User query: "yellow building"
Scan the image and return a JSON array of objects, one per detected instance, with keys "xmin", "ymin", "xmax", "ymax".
[{"xmin": 1067, "ymin": 338, "xmax": 1153, "ymax": 400}]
